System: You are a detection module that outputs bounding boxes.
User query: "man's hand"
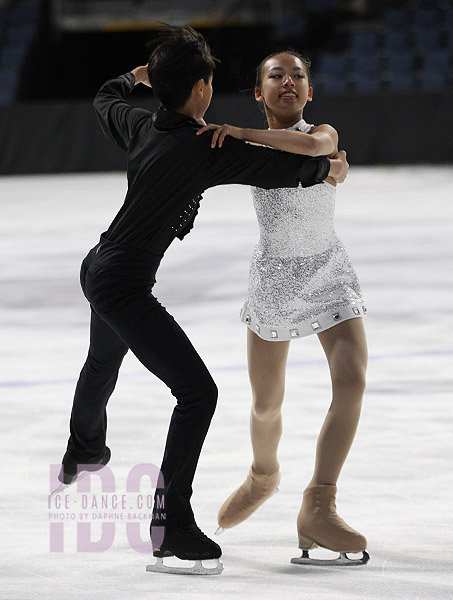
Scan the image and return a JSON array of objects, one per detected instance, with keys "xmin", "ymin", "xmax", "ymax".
[
  {"xmin": 197, "ymin": 123, "xmax": 244, "ymax": 148},
  {"xmin": 328, "ymin": 150, "xmax": 348, "ymax": 184},
  {"xmin": 130, "ymin": 65, "xmax": 151, "ymax": 87}
]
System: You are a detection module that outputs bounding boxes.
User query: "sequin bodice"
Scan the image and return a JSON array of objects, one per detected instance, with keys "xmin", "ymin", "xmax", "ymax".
[
  {"xmin": 241, "ymin": 118, "xmax": 365, "ymax": 341},
  {"xmin": 251, "ymin": 181, "xmax": 336, "ymax": 257}
]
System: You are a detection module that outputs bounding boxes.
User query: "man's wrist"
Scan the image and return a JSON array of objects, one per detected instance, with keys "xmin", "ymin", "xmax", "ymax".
[{"xmin": 299, "ymin": 156, "xmax": 330, "ymax": 188}]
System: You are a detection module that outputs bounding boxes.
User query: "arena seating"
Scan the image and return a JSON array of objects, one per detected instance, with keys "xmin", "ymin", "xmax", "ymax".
[
  {"xmin": 316, "ymin": 0, "xmax": 453, "ymax": 94},
  {"xmin": 0, "ymin": 0, "xmax": 40, "ymax": 105}
]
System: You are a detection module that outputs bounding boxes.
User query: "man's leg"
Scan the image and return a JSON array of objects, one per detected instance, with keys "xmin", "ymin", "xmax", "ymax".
[
  {"xmin": 98, "ymin": 291, "xmax": 218, "ymax": 527},
  {"xmin": 65, "ymin": 307, "xmax": 129, "ymax": 462}
]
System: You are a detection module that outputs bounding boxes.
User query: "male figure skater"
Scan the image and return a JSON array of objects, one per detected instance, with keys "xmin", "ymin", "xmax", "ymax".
[{"xmin": 55, "ymin": 24, "xmax": 348, "ymax": 575}]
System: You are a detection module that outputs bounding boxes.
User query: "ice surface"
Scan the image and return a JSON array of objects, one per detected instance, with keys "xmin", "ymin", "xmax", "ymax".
[{"xmin": 1, "ymin": 167, "xmax": 452, "ymax": 599}]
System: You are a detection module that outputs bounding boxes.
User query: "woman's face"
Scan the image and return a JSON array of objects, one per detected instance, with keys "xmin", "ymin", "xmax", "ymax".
[{"xmin": 255, "ymin": 53, "xmax": 312, "ymax": 115}]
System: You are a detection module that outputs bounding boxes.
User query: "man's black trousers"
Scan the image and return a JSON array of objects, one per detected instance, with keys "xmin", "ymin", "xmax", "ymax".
[{"xmin": 65, "ymin": 236, "xmax": 218, "ymax": 527}]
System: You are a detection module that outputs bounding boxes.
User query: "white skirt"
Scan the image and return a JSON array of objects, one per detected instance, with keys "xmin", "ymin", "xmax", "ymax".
[{"xmin": 241, "ymin": 236, "xmax": 366, "ymax": 341}]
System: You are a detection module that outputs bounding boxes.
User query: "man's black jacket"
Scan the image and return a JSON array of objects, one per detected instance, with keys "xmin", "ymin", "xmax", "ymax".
[{"xmin": 93, "ymin": 72, "xmax": 330, "ymax": 255}]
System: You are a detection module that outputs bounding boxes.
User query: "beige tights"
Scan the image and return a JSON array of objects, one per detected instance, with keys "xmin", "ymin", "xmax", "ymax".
[{"xmin": 247, "ymin": 318, "xmax": 368, "ymax": 486}]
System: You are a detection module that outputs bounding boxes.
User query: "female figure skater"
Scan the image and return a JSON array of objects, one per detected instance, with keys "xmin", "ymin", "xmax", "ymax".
[
  {"xmin": 54, "ymin": 27, "xmax": 347, "ymax": 575},
  {"xmin": 199, "ymin": 51, "xmax": 368, "ymax": 565}
]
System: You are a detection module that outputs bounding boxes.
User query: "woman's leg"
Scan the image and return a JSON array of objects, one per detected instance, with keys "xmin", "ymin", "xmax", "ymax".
[
  {"xmin": 308, "ymin": 318, "xmax": 368, "ymax": 487},
  {"xmin": 247, "ymin": 328, "xmax": 290, "ymax": 475},
  {"xmin": 296, "ymin": 318, "xmax": 368, "ymax": 554},
  {"xmin": 217, "ymin": 330, "xmax": 289, "ymax": 528}
]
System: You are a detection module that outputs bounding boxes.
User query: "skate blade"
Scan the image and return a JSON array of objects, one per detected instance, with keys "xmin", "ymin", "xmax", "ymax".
[
  {"xmin": 49, "ymin": 471, "xmax": 88, "ymax": 497},
  {"xmin": 291, "ymin": 549, "xmax": 370, "ymax": 567},
  {"xmin": 49, "ymin": 483, "xmax": 71, "ymax": 497},
  {"xmin": 146, "ymin": 557, "xmax": 223, "ymax": 575}
]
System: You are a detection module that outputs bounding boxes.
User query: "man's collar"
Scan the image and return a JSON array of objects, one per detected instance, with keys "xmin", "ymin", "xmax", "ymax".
[{"xmin": 152, "ymin": 109, "xmax": 200, "ymax": 131}]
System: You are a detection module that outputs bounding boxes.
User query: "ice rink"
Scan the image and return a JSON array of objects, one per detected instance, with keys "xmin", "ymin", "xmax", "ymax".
[{"xmin": 1, "ymin": 167, "xmax": 452, "ymax": 599}]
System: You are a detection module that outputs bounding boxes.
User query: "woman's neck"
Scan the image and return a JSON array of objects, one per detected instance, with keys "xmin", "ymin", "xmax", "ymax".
[{"xmin": 266, "ymin": 109, "xmax": 304, "ymax": 130}]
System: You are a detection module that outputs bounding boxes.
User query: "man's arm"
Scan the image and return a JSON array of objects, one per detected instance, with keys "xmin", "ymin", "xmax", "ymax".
[
  {"xmin": 202, "ymin": 135, "xmax": 344, "ymax": 190},
  {"xmin": 93, "ymin": 69, "xmax": 151, "ymax": 151}
]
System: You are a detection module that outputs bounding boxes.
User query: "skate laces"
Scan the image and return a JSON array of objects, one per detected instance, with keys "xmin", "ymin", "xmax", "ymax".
[{"xmin": 178, "ymin": 524, "xmax": 211, "ymax": 542}]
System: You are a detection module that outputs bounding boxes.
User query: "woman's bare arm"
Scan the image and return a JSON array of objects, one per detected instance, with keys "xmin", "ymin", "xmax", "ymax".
[{"xmin": 197, "ymin": 122, "xmax": 337, "ymax": 157}]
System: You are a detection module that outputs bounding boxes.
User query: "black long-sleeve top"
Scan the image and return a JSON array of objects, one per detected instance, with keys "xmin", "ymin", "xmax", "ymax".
[{"xmin": 93, "ymin": 72, "xmax": 330, "ymax": 255}]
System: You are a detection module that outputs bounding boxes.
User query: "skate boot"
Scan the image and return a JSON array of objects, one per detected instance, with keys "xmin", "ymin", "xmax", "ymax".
[
  {"xmin": 147, "ymin": 523, "xmax": 223, "ymax": 575},
  {"xmin": 291, "ymin": 484, "xmax": 369, "ymax": 566},
  {"xmin": 50, "ymin": 447, "xmax": 111, "ymax": 496},
  {"xmin": 217, "ymin": 466, "xmax": 280, "ymax": 531}
]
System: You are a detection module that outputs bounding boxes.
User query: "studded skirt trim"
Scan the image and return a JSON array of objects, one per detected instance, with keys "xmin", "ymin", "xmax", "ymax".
[{"xmin": 240, "ymin": 301, "xmax": 366, "ymax": 341}]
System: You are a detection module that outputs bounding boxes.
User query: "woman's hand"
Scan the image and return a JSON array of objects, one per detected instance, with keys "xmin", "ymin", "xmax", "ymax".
[
  {"xmin": 328, "ymin": 150, "xmax": 349, "ymax": 183},
  {"xmin": 197, "ymin": 123, "xmax": 244, "ymax": 148},
  {"xmin": 130, "ymin": 65, "xmax": 151, "ymax": 87}
]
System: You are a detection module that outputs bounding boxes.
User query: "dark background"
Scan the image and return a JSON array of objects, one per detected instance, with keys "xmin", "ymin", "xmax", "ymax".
[{"xmin": 1, "ymin": 0, "xmax": 452, "ymax": 173}]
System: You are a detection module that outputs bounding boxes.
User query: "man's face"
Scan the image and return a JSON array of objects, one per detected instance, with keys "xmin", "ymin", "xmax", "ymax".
[{"xmin": 199, "ymin": 74, "xmax": 213, "ymax": 116}]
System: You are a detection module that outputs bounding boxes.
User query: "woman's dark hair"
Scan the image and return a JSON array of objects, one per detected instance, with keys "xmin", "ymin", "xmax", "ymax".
[
  {"xmin": 255, "ymin": 50, "xmax": 311, "ymax": 88},
  {"xmin": 147, "ymin": 24, "xmax": 219, "ymax": 110}
]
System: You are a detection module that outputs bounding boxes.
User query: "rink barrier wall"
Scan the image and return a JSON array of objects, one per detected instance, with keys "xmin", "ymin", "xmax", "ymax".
[{"xmin": 1, "ymin": 91, "xmax": 452, "ymax": 174}]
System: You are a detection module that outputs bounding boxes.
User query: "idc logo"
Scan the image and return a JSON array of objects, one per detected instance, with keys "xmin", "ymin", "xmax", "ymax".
[{"xmin": 48, "ymin": 463, "xmax": 165, "ymax": 553}]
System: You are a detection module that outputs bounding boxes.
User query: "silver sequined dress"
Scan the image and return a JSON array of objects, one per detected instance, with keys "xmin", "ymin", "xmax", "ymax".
[{"xmin": 240, "ymin": 119, "xmax": 366, "ymax": 341}]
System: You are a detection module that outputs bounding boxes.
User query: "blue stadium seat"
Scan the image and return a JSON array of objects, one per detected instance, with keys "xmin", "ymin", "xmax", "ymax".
[
  {"xmin": 318, "ymin": 54, "xmax": 349, "ymax": 77},
  {"xmin": 7, "ymin": 24, "xmax": 36, "ymax": 45},
  {"xmin": 413, "ymin": 29, "xmax": 440, "ymax": 51},
  {"xmin": 273, "ymin": 13, "xmax": 307, "ymax": 41},
  {"xmin": 352, "ymin": 54, "xmax": 380, "ymax": 75},
  {"xmin": 445, "ymin": 30, "xmax": 453, "ymax": 49},
  {"xmin": 444, "ymin": 8, "xmax": 453, "ymax": 27},
  {"xmin": 354, "ymin": 77, "xmax": 382, "ymax": 93},
  {"xmin": 387, "ymin": 75, "xmax": 414, "ymax": 91},
  {"xmin": 420, "ymin": 50, "xmax": 451, "ymax": 72},
  {"xmin": 319, "ymin": 79, "xmax": 348, "ymax": 94},
  {"xmin": 1, "ymin": 44, "xmax": 28, "ymax": 68},
  {"xmin": 0, "ymin": 89, "xmax": 15, "ymax": 106},
  {"xmin": 419, "ymin": 72, "xmax": 447, "ymax": 90},
  {"xmin": 386, "ymin": 53, "xmax": 415, "ymax": 75},
  {"xmin": 382, "ymin": 31, "xmax": 410, "ymax": 53},
  {"xmin": 413, "ymin": 9, "xmax": 440, "ymax": 29},
  {"xmin": 0, "ymin": 68, "xmax": 19, "ymax": 90},
  {"xmin": 350, "ymin": 31, "xmax": 379, "ymax": 55}
]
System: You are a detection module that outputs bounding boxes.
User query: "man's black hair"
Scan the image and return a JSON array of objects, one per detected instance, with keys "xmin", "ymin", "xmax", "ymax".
[{"xmin": 147, "ymin": 24, "xmax": 219, "ymax": 111}]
